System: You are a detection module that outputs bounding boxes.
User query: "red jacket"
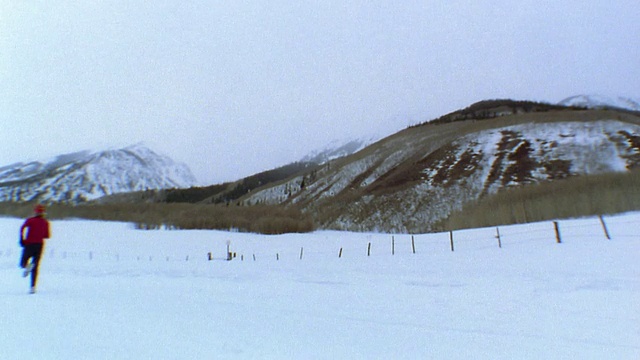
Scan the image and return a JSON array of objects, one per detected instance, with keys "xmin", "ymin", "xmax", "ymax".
[{"xmin": 21, "ymin": 216, "xmax": 50, "ymax": 245}]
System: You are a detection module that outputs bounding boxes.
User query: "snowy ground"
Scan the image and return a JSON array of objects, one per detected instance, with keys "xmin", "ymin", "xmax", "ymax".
[{"xmin": 1, "ymin": 213, "xmax": 639, "ymax": 359}]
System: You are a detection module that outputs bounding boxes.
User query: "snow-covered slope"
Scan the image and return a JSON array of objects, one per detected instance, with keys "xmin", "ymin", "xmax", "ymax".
[
  {"xmin": 0, "ymin": 144, "xmax": 197, "ymax": 203},
  {"xmin": 300, "ymin": 136, "xmax": 380, "ymax": 165},
  {"xmin": 559, "ymin": 94, "xmax": 640, "ymax": 112},
  {"xmin": 242, "ymin": 108, "xmax": 640, "ymax": 232}
]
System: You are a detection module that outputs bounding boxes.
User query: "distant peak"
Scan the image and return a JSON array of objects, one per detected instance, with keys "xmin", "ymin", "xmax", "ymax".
[
  {"xmin": 121, "ymin": 142, "xmax": 155, "ymax": 154},
  {"xmin": 301, "ymin": 136, "xmax": 380, "ymax": 164},
  {"xmin": 559, "ymin": 94, "xmax": 640, "ymax": 112},
  {"xmin": 0, "ymin": 143, "xmax": 197, "ymax": 203}
]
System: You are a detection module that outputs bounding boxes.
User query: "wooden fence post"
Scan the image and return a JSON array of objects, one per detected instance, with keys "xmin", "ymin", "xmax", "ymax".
[
  {"xmin": 367, "ymin": 242, "xmax": 371, "ymax": 257},
  {"xmin": 553, "ymin": 221, "xmax": 562, "ymax": 244},
  {"xmin": 496, "ymin": 227, "xmax": 502, "ymax": 248},
  {"xmin": 599, "ymin": 215, "xmax": 611, "ymax": 240},
  {"xmin": 392, "ymin": 236, "xmax": 395, "ymax": 255},
  {"xmin": 449, "ymin": 231, "xmax": 454, "ymax": 252},
  {"xmin": 411, "ymin": 235, "xmax": 416, "ymax": 254}
]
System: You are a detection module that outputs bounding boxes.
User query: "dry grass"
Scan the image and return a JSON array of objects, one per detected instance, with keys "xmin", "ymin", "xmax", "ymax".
[
  {"xmin": 0, "ymin": 202, "xmax": 314, "ymax": 234},
  {"xmin": 3, "ymin": 170, "xmax": 638, "ymax": 234},
  {"xmin": 437, "ymin": 170, "xmax": 640, "ymax": 231}
]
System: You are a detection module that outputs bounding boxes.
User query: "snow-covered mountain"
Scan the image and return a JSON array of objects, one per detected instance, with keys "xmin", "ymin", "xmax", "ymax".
[
  {"xmin": 300, "ymin": 136, "xmax": 380, "ymax": 165},
  {"xmin": 239, "ymin": 103, "xmax": 640, "ymax": 232},
  {"xmin": 0, "ymin": 144, "xmax": 197, "ymax": 203},
  {"xmin": 559, "ymin": 94, "xmax": 640, "ymax": 112}
]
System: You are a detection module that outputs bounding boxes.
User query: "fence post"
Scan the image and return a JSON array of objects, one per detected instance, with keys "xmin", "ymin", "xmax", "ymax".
[
  {"xmin": 299, "ymin": 247, "xmax": 304, "ymax": 260},
  {"xmin": 496, "ymin": 227, "xmax": 502, "ymax": 248},
  {"xmin": 392, "ymin": 236, "xmax": 395, "ymax": 255},
  {"xmin": 367, "ymin": 242, "xmax": 371, "ymax": 257},
  {"xmin": 449, "ymin": 231, "xmax": 454, "ymax": 252},
  {"xmin": 599, "ymin": 215, "xmax": 611, "ymax": 240},
  {"xmin": 553, "ymin": 221, "xmax": 562, "ymax": 244},
  {"xmin": 339, "ymin": 247, "xmax": 343, "ymax": 258},
  {"xmin": 411, "ymin": 235, "xmax": 416, "ymax": 254}
]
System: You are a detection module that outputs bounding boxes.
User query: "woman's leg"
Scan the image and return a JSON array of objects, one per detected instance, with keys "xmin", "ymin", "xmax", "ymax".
[
  {"xmin": 30, "ymin": 244, "xmax": 44, "ymax": 288},
  {"xmin": 19, "ymin": 246, "xmax": 30, "ymax": 268}
]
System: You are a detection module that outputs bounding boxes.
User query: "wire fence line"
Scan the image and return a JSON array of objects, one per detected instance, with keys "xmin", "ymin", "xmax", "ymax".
[{"xmin": 1, "ymin": 215, "xmax": 637, "ymax": 267}]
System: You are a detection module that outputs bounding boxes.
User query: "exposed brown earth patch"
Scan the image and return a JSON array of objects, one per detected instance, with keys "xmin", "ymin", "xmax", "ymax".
[
  {"xmin": 503, "ymin": 139, "xmax": 536, "ymax": 185},
  {"xmin": 365, "ymin": 157, "xmax": 426, "ymax": 195},
  {"xmin": 430, "ymin": 147, "xmax": 482, "ymax": 187},
  {"xmin": 618, "ymin": 130, "xmax": 640, "ymax": 169},
  {"xmin": 366, "ymin": 142, "xmax": 484, "ymax": 195},
  {"xmin": 543, "ymin": 160, "xmax": 573, "ymax": 180}
]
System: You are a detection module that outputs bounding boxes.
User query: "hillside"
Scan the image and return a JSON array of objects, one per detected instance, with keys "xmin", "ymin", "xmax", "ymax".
[
  {"xmin": 238, "ymin": 103, "xmax": 640, "ymax": 232},
  {"xmin": 96, "ymin": 161, "xmax": 319, "ymax": 205},
  {"xmin": 96, "ymin": 138, "xmax": 378, "ymax": 205}
]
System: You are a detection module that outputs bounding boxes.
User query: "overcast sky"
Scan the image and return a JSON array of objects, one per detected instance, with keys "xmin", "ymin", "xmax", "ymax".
[{"xmin": 1, "ymin": 1, "xmax": 638, "ymax": 185}]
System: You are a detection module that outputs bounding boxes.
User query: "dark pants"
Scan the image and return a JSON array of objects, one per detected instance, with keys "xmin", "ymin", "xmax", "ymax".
[{"xmin": 20, "ymin": 244, "xmax": 43, "ymax": 288}]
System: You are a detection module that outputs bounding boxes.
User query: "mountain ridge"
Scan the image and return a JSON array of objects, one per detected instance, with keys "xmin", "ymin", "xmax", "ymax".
[
  {"xmin": 0, "ymin": 144, "xmax": 197, "ymax": 203},
  {"xmin": 558, "ymin": 94, "xmax": 640, "ymax": 112}
]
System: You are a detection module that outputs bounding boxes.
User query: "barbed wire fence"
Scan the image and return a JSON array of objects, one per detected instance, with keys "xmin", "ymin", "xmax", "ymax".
[{"xmin": 1, "ymin": 214, "xmax": 637, "ymax": 269}]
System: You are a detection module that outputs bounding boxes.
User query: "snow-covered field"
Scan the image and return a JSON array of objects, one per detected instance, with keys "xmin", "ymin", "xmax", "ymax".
[{"xmin": 1, "ymin": 213, "xmax": 639, "ymax": 359}]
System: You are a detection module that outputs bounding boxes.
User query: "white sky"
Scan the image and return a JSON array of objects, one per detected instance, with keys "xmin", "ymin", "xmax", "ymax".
[{"xmin": 1, "ymin": 1, "xmax": 638, "ymax": 185}]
